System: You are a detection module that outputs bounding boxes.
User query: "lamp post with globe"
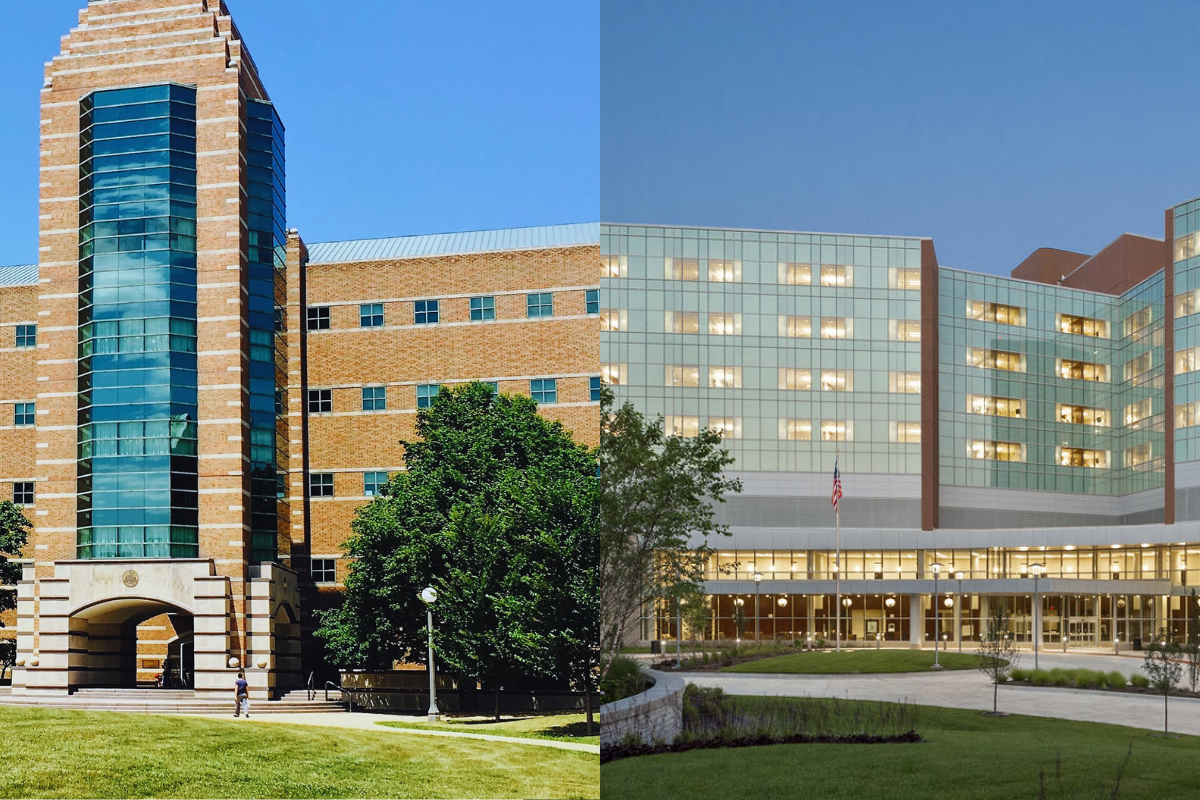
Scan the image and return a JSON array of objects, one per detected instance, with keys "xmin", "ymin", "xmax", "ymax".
[
  {"xmin": 419, "ymin": 587, "xmax": 440, "ymax": 722},
  {"xmin": 930, "ymin": 562, "xmax": 942, "ymax": 669}
]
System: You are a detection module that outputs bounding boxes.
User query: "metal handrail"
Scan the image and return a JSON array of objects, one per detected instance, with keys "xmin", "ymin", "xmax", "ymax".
[
  {"xmin": 324, "ymin": 680, "xmax": 350, "ymax": 712},
  {"xmin": 306, "ymin": 672, "xmax": 315, "ymax": 701}
]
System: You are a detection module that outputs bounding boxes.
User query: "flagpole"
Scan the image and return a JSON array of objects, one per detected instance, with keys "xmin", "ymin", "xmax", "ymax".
[{"xmin": 835, "ymin": 452, "xmax": 841, "ymax": 653}]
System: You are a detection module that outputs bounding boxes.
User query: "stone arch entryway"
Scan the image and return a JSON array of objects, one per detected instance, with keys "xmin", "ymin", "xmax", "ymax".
[{"xmin": 69, "ymin": 597, "xmax": 194, "ymax": 689}]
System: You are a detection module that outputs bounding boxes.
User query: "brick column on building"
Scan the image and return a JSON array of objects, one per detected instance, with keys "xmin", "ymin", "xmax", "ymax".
[
  {"xmin": 1164, "ymin": 208, "xmax": 1176, "ymax": 524},
  {"xmin": 919, "ymin": 239, "xmax": 940, "ymax": 531}
]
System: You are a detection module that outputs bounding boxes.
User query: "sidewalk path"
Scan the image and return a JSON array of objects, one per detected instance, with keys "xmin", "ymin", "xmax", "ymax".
[
  {"xmin": 678, "ymin": 649, "xmax": 1200, "ymax": 736},
  {"xmin": 205, "ymin": 711, "xmax": 600, "ymax": 754}
]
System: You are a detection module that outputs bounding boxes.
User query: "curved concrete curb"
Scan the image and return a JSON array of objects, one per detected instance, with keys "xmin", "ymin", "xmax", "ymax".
[{"xmin": 600, "ymin": 669, "xmax": 685, "ymax": 747}]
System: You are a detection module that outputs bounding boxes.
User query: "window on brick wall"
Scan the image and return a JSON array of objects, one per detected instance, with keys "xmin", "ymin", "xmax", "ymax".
[
  {"xmin": 311, "ymin": 558, "xmax": 336, "ymax": 583},
  {"xmin": 306, "ymin": 306, "xmax": 330, "ymax": 331},
  {"xmin": 13, "ymin": 482, "xmax": 33, "ymax": 506},
  {"xmin": 364, "ymin": 471, "xmax": 388, "ymax": 496},
  {"xmin": 590, "ymin": 376, "xmax": 602, "ymax": 401},
  {"xmin": 470, "ymin": 296, "xmax": 496, "ymax": 321},
  {"xmin": 585, "ymin": 289, "xmax": 599, "ymax": 315},
  {"xmin": 360, "ymin": 303, "xmax": 384, "ymax": 328},
  {"xmin": 415, "ymin": 299, "xmax": 439, "ymax": 324},
  {"xmin": 15, "ymin": 325, "xmax": 36, "ymax": 348},
  {"xmin": 482, "ymin": 381, "xmax": 499, "ymax": 394},
  {"xmin": 527, "ymin": 293, "xmax": 554, "ymax": 318},
  {"xmin": 531, "ymin": 378, "xmax": 557, "ymax": 404},
  {"xmin": 362, "ymin": 386, "xmax": 387, "ymax": 411},
  {"xmin": 14, "ymin": 403, "xmax": 34, "ymax": 427},
  {"xmin": 309, "ymin": 473, "xmax": 334, "ymax": 497},
  {"xmin": 417, "ymin": 384, "xmax": 442, "ymax": 409},
  {"xmin": 307, "ymin": 389, "xmax": 332, "ymax": 413}
]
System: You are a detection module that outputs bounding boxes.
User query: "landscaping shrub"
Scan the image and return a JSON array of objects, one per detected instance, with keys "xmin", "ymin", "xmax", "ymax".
[
  {"xmin": 601, "ymin": 656, "xmax": 650, "ymax": 702},
  {"xmin": 1031, "ymin": 669, "xmax": 1054, "ymax": 686},
  {"xmin": 1106, "ymin": 671, "xmax": 1127, "ymax": 689},
  {"xmin": 1072, "ymin": 669, "xmax": 1102, "ymax": 689},
  {"xmin": 1130, "ymin": 673, "xmax": 1150, "ymax": 689},
  {"xmin": 1010, "ymin": 667, "xmax": 1030, "ymax": 682},
  {"xmin": 1049, "ymin": 668, "xmax": 1072, "ymax": 687}
]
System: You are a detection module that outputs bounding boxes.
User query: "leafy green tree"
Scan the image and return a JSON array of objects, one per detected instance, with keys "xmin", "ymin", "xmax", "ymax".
[
  {"xmin": 732, "ymin": 603, "xmax": 748, "ymax": 641},
  {"xmin": 1141, "ymin": 629, "xmax": 1183, "ymax": 734},
  {"xmin": 315, "ymin": 383, "xmax": 598, "ymax": 721},
  {"xmin": 598, "ymin": 393, "xmax": 740, "ymax": 677},
  {"xmin": 0, "ymin": 501, "xmax": 30, "ymax": 683}
]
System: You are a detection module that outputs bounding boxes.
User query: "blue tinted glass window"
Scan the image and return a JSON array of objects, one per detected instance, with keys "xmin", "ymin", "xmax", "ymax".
[
  {"xmin": 527, "ymin": 293, "xmax": 554, "ymax": 318},
  {"xmin": 362, "ymin": 386, "xmax": 387, "ymax": 411},
  {"xmin": 364, "ymin": 471, "xmax": 388, "ymax": 497},
  {"xmin": 586, "ymin": 289, "xmax": 599, "ymax": 314},
  {"xmin": 416, "ymin": 384, "xmax": 441, "ymax": 409},
  {"xmin": 531, "ymin": 378, "xmax": 557, "ymax": 404},
  {"xmin": 590, "ymin": 376, "xmax": 602, "ymax": 401},
  {"xmin": 470, "ymin": 296, "xmax": 495, "ymax": 321},
  {"xmin": 14, "ymin": 403, "xmax": 35, "ymax": 427},
  {"xmin": 360, "ymin": 303, "xmax": 383, "ymax": 327},
  {"xmin": 15, "ymin": 325, "xmax": 36, "ymax": 348},
  {"xmin": 415, "ymin": 300, "xmax": 440, "ymax": 325}
]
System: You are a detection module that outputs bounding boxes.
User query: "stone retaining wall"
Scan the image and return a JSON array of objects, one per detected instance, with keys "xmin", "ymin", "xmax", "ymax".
[{"xmin": 600, "ymin": 669, "xmax": 685, "ymax": 747}]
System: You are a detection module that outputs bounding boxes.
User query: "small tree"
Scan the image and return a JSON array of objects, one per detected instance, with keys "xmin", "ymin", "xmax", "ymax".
[
  {"xmin": 978, "ymin": 606, "xmax": 1020, "ymax": 714},
  {"xmin": 1187, "ymin": 589, "xmax": 1200, "ymax": 694},
  {"xmin": 680, "ymin": 587, "xmax": 712, "ymax": 656},
  {"xmin": 1141, "ymin": 629, "xmax": 1183, "ymax": 734},
  {"xmin": 599, "ymin": 392, "xmax": 740, "ymax": 677},
  {"xmin": 732, "ymin": 603, "xmax": 748, "ymax": 641}
]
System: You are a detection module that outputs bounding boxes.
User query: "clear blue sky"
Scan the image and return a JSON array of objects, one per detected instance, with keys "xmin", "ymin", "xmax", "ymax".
[
  {"xmin": 601, "ymin": 1, "xmax": 1200, "ymax": 275},
  {"xmin": 0, "ymin": 0, "xmax": 599, "ymax": 266}
]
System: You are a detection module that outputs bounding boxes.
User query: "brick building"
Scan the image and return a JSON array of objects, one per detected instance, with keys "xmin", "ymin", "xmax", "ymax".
[{"xmin": 0, "ymin": 0, "xmax": 599, "ymax": 697}]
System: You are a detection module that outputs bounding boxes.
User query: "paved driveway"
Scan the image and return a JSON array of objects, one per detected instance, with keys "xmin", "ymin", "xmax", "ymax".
[{"xmin": 677, "ymin": 649, "xmax": 1200, "ymax": 736}]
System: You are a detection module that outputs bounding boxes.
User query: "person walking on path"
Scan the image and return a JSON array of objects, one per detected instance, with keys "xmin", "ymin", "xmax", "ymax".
[{"xmin": 234, "ymin": 671, "xmax": 250, "ymax": 718}]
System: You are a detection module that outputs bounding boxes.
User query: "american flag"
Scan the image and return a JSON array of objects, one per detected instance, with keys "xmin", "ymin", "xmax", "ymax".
[{"xmin": 832, "ymin": 457, "xmax": 842, "ymax": 512}]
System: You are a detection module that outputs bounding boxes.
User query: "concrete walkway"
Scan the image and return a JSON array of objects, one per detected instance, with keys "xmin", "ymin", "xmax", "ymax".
[
  {"xmin": 678, "ymin": 649, "xmax": 1200, "ymax": 736},
  {"xmin": 210, "ymin": 712, "xmax": 601, "ymax": 754}
]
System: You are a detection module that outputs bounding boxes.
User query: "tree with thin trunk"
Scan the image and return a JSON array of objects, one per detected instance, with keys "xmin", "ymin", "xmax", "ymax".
[
  {"xmin": 598, "ymin": 390, "xmax": 740, "ymax": 680},
  {"xmin": 1141, "ymin": 628, "xmax": 1183, "ymax": 734},
  {"xmin": 0, "ymin": 500, "xmax": 31, "ymax": 683},
  {"xmin": 978, "ymin": 606, "xmax": 1019, "ymax": 714},
  {"xmin": 733, "ymin": 603, "xmax": 748, "ymax": 642}
]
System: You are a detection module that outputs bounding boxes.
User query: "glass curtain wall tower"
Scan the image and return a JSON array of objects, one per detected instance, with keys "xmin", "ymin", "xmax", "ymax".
[{"xmin": 77, "ymin": 85, "xmax": 200, "ymax": 560}]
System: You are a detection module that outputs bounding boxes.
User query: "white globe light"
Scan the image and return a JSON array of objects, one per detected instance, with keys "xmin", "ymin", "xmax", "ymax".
[
  {"xmin": 420, "ymin": 587, "xmax": 438, "ymax": 604},
  {"xmin": 256, "ymin": 656, "xmax": 269, "ymax": 669},
  {"xmin": 884, "ymin": 598, "xmax": 896, "ymax": 608},
  {"xmin": 228, "ymin": 657, "xmax": 240, "ymax": 668},
  {"xmin": 734, "ymin": 598, "xmax": 744, "ymax": 606},
  {"xmin": 944, "ymin": 597, "xmax": 954, "ymax": 608},
  {"xmin": 777, "ymin": 597, "xmax": 787, "ymax": 608}
]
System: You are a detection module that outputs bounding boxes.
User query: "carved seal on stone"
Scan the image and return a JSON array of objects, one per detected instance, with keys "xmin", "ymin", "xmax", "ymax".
[{"xmin": 122, "ymin": 570, "xmax": 139, "ymax": 588}]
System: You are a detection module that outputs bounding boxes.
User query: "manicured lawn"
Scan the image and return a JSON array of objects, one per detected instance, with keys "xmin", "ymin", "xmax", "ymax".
[
  {"xmin": 618, "ymin": 646, "xmax": 652, "ymax": 654},
  {"xmin": 721, "ymin": 649, "xmax": 990, "ymax": 673},
  {"xmin": 377, "ymin": 711, "xmax": 600, "ymax": 744},
  {"xmin": 0, "ymin": 707, "xmax": 597, "ymax": 799},
  {"xmin": 602, "ymin": 698, "xmax": 1199, "ymax": 799}
]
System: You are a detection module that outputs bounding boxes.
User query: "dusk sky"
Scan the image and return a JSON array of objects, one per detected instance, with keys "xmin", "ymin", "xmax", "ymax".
[
  {"xmin": 602, "ymin": 1, "xmax": 1200, "ymax": 275},
  {"xmin": 0, "ymin": 0, "xmax": 599, "ymax": 266}
]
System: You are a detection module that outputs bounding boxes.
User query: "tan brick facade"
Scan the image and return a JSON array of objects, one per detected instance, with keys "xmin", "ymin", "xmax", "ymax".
[{"xmin": 0, "ymin": 0, "xmax": 600, "ymax": 693}]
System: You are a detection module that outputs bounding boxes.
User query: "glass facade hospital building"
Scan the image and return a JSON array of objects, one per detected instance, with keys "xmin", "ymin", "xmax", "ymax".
[{"xmin": 603, "ymin": 207, "xmax": 1200, "ymax": 650}]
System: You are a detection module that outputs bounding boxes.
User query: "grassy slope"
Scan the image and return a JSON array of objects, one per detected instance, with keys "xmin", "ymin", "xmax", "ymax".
[
  {"xmin": 377, "ymin": 712, "xmax": 600, "ymax": 744},
  {"xmin": 602, "ymin": 698, "xmax": 1198, "ymax": 800},
  {"xmin": 0, "ymin": 707, "xmax": 597, "ymax": 799},
  {"xmin": 720, "ymin": 649, "xmax": 989, "ymax": 674}
]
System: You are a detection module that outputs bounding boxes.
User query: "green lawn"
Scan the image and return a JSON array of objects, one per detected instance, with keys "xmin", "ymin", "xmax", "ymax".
[
  {"xmin": 377, "ymin": 712, "xmax": 600, "ymax": 745},
  {"xmin": 602, "ymin": 698, "xmax": 1198, "ymax": 799},
  {"xmin": 721, "ymin": 649, "xmax": 990, "ymax": 673},
  {"xmin": 0, "ymin": 707, "xmax": 597, "ymax": 799}
]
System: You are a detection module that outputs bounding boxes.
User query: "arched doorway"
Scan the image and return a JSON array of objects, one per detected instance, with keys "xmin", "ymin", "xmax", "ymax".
[{"xmin": 69, "ymin": 598, "xmax": 194, "ymax": 690}]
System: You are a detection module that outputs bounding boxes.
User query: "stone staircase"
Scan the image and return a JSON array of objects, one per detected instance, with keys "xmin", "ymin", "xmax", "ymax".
[{"xmin": 0, "ymin": 687, "xmax": 346, "ymax": 715}]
